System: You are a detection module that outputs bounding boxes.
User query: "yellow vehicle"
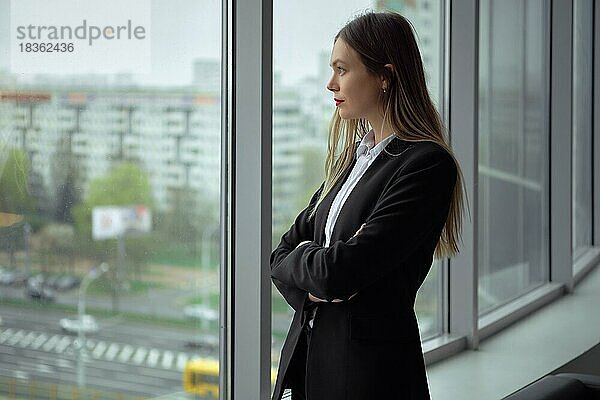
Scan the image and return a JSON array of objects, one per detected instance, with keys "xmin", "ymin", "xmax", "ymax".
[
  {"xmin": 183, "ymin": 358, "xmax": 219, "ymax": 398},
  {"xmin": 183, "ymin": 358, "xmax": 277, "ymax": 398}
]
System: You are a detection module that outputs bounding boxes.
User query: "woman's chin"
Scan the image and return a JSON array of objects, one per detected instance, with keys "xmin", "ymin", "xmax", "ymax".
[{"xmin": 337, "ymin": 109, "xmax": 354, "ymax": 120}]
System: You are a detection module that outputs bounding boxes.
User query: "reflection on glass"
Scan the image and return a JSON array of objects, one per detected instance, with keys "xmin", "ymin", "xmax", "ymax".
[
  {"xmin": 0, "ymin": 1, "xmax": 222, "ymax": 398},
  {"xmin": 478, "ymin": 0, "xmax": 549, "ymax": 314},
  {"xmin": 271, "ymin": 1, "xmax": 446, "ymax": 391},
  {"xmin": 572, "ymin": 0, "xmax": 593, "ymax": 261}
]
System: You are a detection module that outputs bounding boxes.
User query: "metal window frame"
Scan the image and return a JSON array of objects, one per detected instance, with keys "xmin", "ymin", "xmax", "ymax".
[
  {"xmin": 218, "ymin": 1, "xmax": 600, "ymax": 397},
  {"xmin": 572, "ymin": 0, "xmax": 600, "ymax": 284},
  {"xmin": 220, "ymin": 0, "xmax": 273, "ymax": 399},
  {"xmin": 594, "ymin": 0, "xmax": 600, "ymax": 247},
  {"xmin": 447, "ymin": 0, "xmax": 479, "ymax": 350},
  {"xmin": 549, "ymin": 0, "xmax": 574, "ymax": 291}
]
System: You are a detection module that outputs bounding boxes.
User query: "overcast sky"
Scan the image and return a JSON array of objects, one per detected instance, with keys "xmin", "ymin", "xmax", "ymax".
[{"xmin": 0, "ymin": 0, "xmax": 375, "ymax": 87}]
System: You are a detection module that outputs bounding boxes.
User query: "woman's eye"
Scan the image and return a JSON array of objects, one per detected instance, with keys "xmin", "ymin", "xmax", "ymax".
[{"xmin": 337, "ymin": 67, "xmax": 345, "ymax": 74}]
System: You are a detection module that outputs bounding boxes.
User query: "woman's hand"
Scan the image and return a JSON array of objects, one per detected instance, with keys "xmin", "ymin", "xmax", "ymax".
[
  {"xmin": 308, "ymin": 293, "xmax": 344, "ymax": 303},
  {"xmin": 353, "ymin": 223, "xmax": 366, "ymax": 238},
  {"xmin": 308, "ymin": 293, "xmax": 327, "ymax": 302},
  {"xmin": 306, "ymin": 224, "xmax": 365, "ymax": 303},
  {"xmin": 295, "ymin": 240, "xmax": 312, "ymax": 250},
  {"xmin": 297, "ymin": 223, "xmax": 363, "ymax": 252}
]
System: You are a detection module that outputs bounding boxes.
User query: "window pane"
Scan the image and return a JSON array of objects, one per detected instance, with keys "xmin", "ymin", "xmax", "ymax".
[
  {"xmin": 271, "ymin": 4, "xmax": 373, "ymax": 394},
  {"xmin": 572, "ymin": 0, "xmax": 593, "ymax": 260},
  {"xmin": 387, "ymin": 0, "xmax": 445, "ymax": 341},
  {"xmin": 0, "ymin": 1, "xmax": 222, "ymax": 398},
  {"xmin": 271, "ymin": 2, "xmax": 446, "ymax": 394},
  {"xmin": 478, "ymin": 0, "xmax": 549, "ymax": 314}
]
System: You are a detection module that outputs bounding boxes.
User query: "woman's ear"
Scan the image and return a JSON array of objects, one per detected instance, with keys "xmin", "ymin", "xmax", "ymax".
[{"xmin": 380, "ymin": 63, "xmax": 396, "ymax": 87}]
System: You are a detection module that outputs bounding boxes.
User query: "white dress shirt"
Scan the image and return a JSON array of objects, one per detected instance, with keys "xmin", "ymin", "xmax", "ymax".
[
  {"xmin": 307, "ymin": 130, "xmax": 396, "ymax": 327},
  {"xmin": 324, "ymin": 130, "xmax": 396, "ymax": 248}
]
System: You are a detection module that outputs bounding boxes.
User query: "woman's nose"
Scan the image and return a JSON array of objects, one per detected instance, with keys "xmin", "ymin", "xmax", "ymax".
[{"xmin": 326, "ymin": 76, "xmax": 338, "ymax": 92}]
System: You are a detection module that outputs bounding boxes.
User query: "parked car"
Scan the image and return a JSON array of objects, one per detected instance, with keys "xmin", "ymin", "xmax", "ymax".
[
  {"xmin": 183, "ymin": 304, "xmax": 219, "ymax": 321},
  {"xmin": 52, "ymin": 275, "xmax": 81, "ymax": 292},
  {"xmin": 25, "ymin": 275, "xmax": 56, "ymax": 301},
  {"xmin": 45, "ymin": 275, "xmax": 60, "ymax": 289},
  {"xmin": 60, "ymin": 315, "xmax": 99, "ymax": 334},
  {"xmin": 0, "ymin": 269, "xmax": 29, "ymax": 286}
]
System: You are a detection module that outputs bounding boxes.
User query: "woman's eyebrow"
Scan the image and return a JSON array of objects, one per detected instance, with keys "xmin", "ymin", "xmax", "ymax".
[{"xmin": 329, "ymin": 59, "xmax": 348, "ymax": 67}]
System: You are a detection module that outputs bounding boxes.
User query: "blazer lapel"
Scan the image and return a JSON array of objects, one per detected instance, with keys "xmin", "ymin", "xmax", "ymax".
[
  {"xmin": 315, "ymin": 137, "xmax": 415, "ymax": 245},
  {"xmin": 313, "ymin": 137, "xmax": 414, "ymax": 245},
  {"xmin": 314, "ymin": 154, "xmax": 357, "ymax": 245}
]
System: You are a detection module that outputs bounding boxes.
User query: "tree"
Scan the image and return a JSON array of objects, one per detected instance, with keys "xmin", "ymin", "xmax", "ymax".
[
  {"xmin": 155, "ymin": 186, "xmax": 219, "ymax": 261},
  {"xmin": 35, "ymin": 223, "xmax": 75, "ymax": 274},
  {"xmin": 0, "ymin": 148, "xmax": 36, "ymax": 215},
  {"xmin": 0, "ymin": 148, "xmax": 35, "ymax": 267},
  {"xmin": 73, "ymin": 162, "xmax": 155, "ymax": 280},
  {"xmin": 0, "ymin": 222, "xmax": 24, "ymax": 268},
  {"xmin": 54, "ymin": 172, "xmax": 80, "ymax": 223},
  {"xmin": 272, "ymin": 145, "xmax": 325, "ymax": 250},
  {"xmin": 50, "ymin": 135, "xmax": 83, "ymax": 224},
  {"xmin": 296, "ymin": 146, "xmax": 325, "ymax": 210}
]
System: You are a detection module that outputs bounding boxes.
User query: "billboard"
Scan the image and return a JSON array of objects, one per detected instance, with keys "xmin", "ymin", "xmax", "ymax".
[{"xmin": 92, "ymin": 205, "xmax": 151, "ymax": 240}]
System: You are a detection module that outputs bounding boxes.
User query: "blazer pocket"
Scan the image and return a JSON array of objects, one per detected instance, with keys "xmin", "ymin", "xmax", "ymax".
[{"xmin": 349, "ymin": 314, "xmax": 411, "ymax": 343}]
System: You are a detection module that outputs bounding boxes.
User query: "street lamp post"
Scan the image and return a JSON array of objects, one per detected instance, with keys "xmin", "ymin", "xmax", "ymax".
[{"xmin": 77, "ymin": 262, "xmax": 109, "ymax": 389}]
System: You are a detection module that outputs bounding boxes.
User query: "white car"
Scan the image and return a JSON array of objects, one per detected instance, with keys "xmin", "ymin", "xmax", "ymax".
[
  {"xmin": 60, "ymin": 315, "xmax": 99, "ymax": 334},
  {"xmin": 183, "ymin": 304, "xmax": 218, "ymax": 321}
]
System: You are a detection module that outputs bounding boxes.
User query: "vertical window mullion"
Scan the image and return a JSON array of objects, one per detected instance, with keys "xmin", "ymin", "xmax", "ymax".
[
  {"xmin": 549, "ymin": 0, "xmax": 574, "ymax": 290},
  {"xmin": 448, "ymin": 0, "xmax": 479, "ymax": 349},
  {"xmin": 594, "ymin": 0, "xmax": 600, "ymax": 246},
  {"xmin": 225, "ymin": 0, "xmax": 273, "ymax": 399}
]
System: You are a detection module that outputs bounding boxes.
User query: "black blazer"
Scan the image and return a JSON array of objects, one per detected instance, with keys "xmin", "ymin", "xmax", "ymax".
[{"xmin": 270, "ymin": 137, "xmax": 457, "ymax": 400}]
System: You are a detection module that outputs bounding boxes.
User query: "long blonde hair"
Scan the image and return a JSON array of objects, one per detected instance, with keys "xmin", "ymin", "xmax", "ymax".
[{"xmin": 309, "ymin": 11, "xmax": 466, "ymax": 260}]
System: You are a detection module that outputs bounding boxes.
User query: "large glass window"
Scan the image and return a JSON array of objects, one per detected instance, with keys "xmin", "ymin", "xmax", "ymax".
[
  {"xmin": 0, "ymin": 1, "xmax": 222, "ymax": 398},
  {"xmin": 572, "ymin": 0, "xmax": 593, "ymax": 261},
  {"xmin": 271, "ymin": 1, "xmax": 446, "ymax": 392},
  {"xmin": 389, "ymin": 0, "xmax": 445, "ymax": 341},
  {"xmin": 478, "ymin": 0, "xmax": 550, "ymax": 314}
]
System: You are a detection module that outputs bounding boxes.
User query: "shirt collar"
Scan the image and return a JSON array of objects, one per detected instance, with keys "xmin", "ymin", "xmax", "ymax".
[{"xmin": 356, "ymin": 130, "xmax": 397, "ymax": 159}]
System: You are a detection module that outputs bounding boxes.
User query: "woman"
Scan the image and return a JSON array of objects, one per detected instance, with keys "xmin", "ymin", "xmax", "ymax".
[{"xmin": 271, "ymin": 11, "xmax": 465, "ymax": 400}]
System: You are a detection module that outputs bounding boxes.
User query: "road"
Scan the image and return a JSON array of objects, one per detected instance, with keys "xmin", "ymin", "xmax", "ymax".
[
  {"xmin": 0, "ymin": 304, "xmax": 216, "ymax": 398},
  {"xmin": 0, "ymin": 284, "xmax": 294, "ymax": 335}
]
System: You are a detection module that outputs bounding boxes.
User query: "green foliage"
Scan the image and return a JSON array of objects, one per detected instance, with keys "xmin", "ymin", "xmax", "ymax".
[
  {"xmin": 149, "ymin": 243, "xmax": 204, "ymax": 268},
  {"xmin": 0, "ymin": 148, "xmax": 36, "ymax": 214},
  {"xmin": 153, "ymin": 186, "xmax": 219, "ymax": 262},
  {"xmin": 86, "ymin": 162, "xmax": 154, "ymax": 208},
  {"xmin": 297, "ymin": 145, "xmax": 325, "ymax": 209},
  {"xmin": 51, "ymin": 134, "xmax": 83, "ymax": 223},
  {"xmin": 184, "ymin": 293, "xmax": 220, "ymax": 308},
  {"xmin": 272, "ymin": 145, "xmax": 325, "ymax": 250},
  {"xmin": 87, "ymin": 277, "xmax": 165, "ymax": 295},
  {"xmin": 73, "ymin": 162, "xmax": 153, "ymax": 237},
  {"xmin": 0, "ymin": 223, "xmax": 24, "ymax": 253},
  {"xmin": 0, "ymin": 297, "xmax": 200, "ymax": 329},
  {"xmin": 35, "ymin": 223, "xmax": 76, "ymax": 273},
  {"xmin": 72, "ymin": 162, "xmax": 155, "ymax": 273}
]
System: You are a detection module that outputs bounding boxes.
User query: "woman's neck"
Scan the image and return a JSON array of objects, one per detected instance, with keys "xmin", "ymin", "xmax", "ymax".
[{"xmin": 369, "ymin": 123, "xmax": 395, "ymax": 146}]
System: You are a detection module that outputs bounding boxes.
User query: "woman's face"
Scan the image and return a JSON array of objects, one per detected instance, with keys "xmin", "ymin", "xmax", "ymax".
[{"xmin": 326, "ymin": 38, "xmax": 383, "ymax": 121}]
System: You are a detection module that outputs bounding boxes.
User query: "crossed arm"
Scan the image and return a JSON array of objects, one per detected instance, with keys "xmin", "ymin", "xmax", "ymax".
[
  {"xmin": 270, "ymin": 150, "xmax": 457, "ymax": 304},
  {"xmin": 294, "ymin": 223, "xmax": 364, "ymax": 303}
]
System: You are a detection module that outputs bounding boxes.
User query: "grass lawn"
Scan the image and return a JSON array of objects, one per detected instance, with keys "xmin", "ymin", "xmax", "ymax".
[
  {"xmin": 0, "ymin": 297, "xmax": 200, "ymax": 330},
  {"xmin": 183, "ymin": 293, "xmax": 292, "ymax": 315}
]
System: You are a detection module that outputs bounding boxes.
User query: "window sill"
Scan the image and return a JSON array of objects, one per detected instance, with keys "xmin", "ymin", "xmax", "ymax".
[{"xmin": 426, "ymin": 262, "xmax": 600, "ymax": 400}]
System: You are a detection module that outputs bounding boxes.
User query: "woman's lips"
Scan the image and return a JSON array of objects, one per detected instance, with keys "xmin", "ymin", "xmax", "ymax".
[{"xmin": 335, "ymin": 99, "xmax": 345, "ymax": 106}]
